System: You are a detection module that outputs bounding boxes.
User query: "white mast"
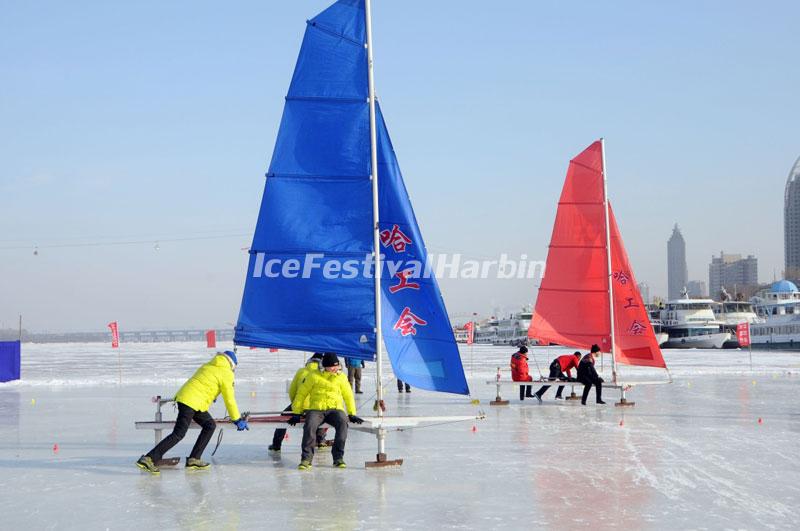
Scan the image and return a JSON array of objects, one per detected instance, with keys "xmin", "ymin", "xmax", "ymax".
[
  {"xmin": 600, "ymin": 138, "xmax": 617, "ymax": 384},
  {"xmin": 364, "ymin": 0, "xmax": 386, "ymax": 456}
]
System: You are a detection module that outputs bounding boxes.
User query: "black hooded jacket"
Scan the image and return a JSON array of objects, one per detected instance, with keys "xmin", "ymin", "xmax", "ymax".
[{"xmin": 577, "ymin": 354, "xmax": 602, "ymax": 384}]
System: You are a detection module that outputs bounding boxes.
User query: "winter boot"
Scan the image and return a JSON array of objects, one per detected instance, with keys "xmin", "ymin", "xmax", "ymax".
[
  {"xmin": 136, "ymin": 455, "xmax": 160, "ymax": 475},
  {"xmin": 268, "ymin": 444, "xmax": 281, "ymax": 454},
  {"xmin": 333, "ymin": 459, "xmax": 347, "ymax": 469},
  {"xmin": 298, "ymin": 460, "xmax": 312, "ymax": 471},
  {"xmin": 186, "ymin": 457, "xmax": 210, "ymax": 470}
]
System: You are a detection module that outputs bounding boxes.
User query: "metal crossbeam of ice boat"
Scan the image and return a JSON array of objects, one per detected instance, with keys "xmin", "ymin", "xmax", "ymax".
[
  {"xmin": 136, "ymin": 397, "xmax": 485, "ymax": 440},
  {"xmin": 485, "ymin": 378, "xmax": 670, "ymax": 407}
]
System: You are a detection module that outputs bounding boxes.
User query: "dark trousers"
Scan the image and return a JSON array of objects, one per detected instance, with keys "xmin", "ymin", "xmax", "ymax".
[
  {"xmin": 518, "ymin": 384, "xmax": 533, "ymax": 400},
  {"xmin": 535, "ymin": 361, "xmax": 566, "ymax": 398},
  {"xmin": 271, "ymin": 404, "xmax": 326, "ymax": 450},
  {"xmin": 301, "ymin": 410, "xmax": 348, "ymax": 462},
  {"xmin": 581, "ymin": 379, "xmax": 603, "ymax": 404},
  {"xmin": 147, "ymin": 402, "xmax": 216, "ymax": 462},
  {"xmin": 347, "ymin": 367, "xmax": 362, "ymax": 392},
  {"xmin": 397, "ymin": 379, "xmax": 411, "ymax": 392}
]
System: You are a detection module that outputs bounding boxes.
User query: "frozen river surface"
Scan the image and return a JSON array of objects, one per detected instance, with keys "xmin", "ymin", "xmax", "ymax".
[{"xmin": 1, "ymin": 343, "xmax": 799, "ymax": 530}]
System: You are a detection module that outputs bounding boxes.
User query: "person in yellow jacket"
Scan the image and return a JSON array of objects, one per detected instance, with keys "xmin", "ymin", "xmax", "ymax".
[
  {"xmin": 136, "ymin": 350, "xmax": 248, "ymax": 474},
  {"xmin": 289, "ymin": 352, "xmax": 363, "ymax": 470},
  {"xmin": 268, "ymin": 352, "xmax": 327, "ymax": 453}
]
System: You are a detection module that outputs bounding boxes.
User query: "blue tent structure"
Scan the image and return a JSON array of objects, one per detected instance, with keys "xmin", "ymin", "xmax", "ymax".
[{"xmin": 0, "ymin": 341, "xmax": 21, "ymax": 383}]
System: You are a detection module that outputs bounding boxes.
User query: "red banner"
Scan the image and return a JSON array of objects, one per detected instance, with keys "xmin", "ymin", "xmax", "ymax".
[
  {"xmin": 465, "ymin": 322, "xmax": 475, "ymax": 345},
  {"xmin": 108, "ymin": 321, "xmax": 119, "ymax": 349},
  {"xmin": 736, "ymin": 322, "xmax": 751, "ymax": 347},
  {"xmin": 206, "ymin": 330, "xmax": 216, "ymax": 348}
]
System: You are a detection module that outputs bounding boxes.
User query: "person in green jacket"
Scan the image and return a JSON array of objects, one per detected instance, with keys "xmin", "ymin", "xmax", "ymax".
[
  {"xmin": 136, "ymin": 350, "xmax": 248, "ymax": 474},
  {"xmin": 268, "ymin": 352, "xmax": 328, "ymax": 453},
  {"xmin": 289, "ymin": 352, "xmax": 363, "ymax": 470}
]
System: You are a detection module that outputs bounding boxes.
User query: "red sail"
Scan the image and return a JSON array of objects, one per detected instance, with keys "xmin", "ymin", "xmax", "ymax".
[
  {"xmin": 528, "ymin": 141, "xmax": 611, "ymax": 351},
  {"xmin": 529, "ymin": 141, "xmax": 666, "ymax": 369},
  {"xmin": 608, "ymin": 204, "xmax": 666, "ymax": 367}
]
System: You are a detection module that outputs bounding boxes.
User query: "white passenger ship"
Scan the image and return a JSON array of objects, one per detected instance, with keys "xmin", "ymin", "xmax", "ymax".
[
  {"xmin": 750, "ymin": 280, "xmax": 800, "ymax": 350},
  {"xmin": 660, "ymin": 296, "xmax": 730, "ymax": 349},
  {"xmin": 495, "ymin": 309, "xmax": 533, "ymax": 346},
  {"xmin": 713, "ymin": 299, "xmax": 760, "ymax": 348}
]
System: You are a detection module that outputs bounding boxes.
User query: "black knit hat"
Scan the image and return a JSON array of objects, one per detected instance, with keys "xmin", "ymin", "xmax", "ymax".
[
  {"xmin": 519, "ymin": 346, "xmax": 528, "ymax": 354},
  {"xmin": 573, "ymin": 351, "xmax": 581, "ymax": 357},
  {"xmin": 322, "ymin": 352, "xmax": 340, "ymax": 367},
  {"xmin": 590, "ymin": 344, "xmax": 601, "ymax": 353}
]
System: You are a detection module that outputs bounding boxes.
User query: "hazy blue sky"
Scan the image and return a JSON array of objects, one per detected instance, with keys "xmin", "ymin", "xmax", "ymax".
[{"xmin": 1, "ymin": 0, "xmax": 798, "ymax": 331}]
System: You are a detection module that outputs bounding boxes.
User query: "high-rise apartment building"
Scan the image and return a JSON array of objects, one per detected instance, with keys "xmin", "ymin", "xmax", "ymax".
[
  {"xmin": 708, "ymin": 252, "xmax": 758, "ymax": 298},
  {"xmin": 784, "ymin": 156, "xmax": 800, "ymax": 279}
]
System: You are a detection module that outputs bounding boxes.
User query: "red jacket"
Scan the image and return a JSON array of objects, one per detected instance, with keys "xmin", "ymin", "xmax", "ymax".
[
  {"xmin": 510, "ymin": 352, "xmax": 532, "ymax": 381},
  {"xmin": 556, "ymin": 354, "xmax": 580, "ymax": 377}
]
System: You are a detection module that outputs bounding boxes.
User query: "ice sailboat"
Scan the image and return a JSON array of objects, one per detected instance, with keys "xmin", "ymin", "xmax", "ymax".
[
  {"xmin": 528, "ymin": 140, "xmax": 669, "ymax": 405},
  {"xmin": 233, "ymin": 0, "xmax": 476, "ymax": 464}
]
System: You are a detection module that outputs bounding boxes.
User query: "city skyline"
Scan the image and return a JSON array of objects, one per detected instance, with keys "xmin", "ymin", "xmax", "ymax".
[{"xmin": 1, "ymin": 1, "xmax": 797, "ymax": 331}]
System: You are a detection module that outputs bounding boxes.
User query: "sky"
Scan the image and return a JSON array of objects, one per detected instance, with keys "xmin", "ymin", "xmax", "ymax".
[{"xmin": 1, "ymin": 0, "xmax": 798, "ymax": 332}]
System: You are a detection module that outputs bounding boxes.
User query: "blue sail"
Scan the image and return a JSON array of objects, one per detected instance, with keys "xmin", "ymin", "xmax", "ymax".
[
  {"xmin": 234, "ymin": 0, "xmax": 374, "ymax": 357},
  {"xmin": 375, "ymin": 103, "xmax": 469, "ymax": 395},
  {"xmin": 234, "ymin": 0, "xmax": 469, "ymax": 395}
]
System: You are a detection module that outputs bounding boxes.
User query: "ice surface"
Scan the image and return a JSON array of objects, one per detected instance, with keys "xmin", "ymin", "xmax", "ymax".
[{"xmin": 1, "ymin": 343, "xmax": 799, "ymax": 530}]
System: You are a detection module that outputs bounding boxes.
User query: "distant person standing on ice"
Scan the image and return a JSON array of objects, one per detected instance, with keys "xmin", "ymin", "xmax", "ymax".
[
  {"xmin": 289, "ymin": 353, "xmax": 363, "ymax": 470},
  {"xmin": 269, "ymin": 352, "xmax": 327, "ymax": 454},
  {"xmin": 397, "ymin": 379, "xmax": 411, "ymax": 393},
  {"xmin": 510, "ymin": 346, "xmax": 534, "ymax": 401},
  {"xmin": 577, "ymin": 345, "xmax": 606, "ymax": 405},
  {"xmin": 136, "ymin": 350, "xmax": 248, "ymax": 474},
  {"xmin": 534, "ymin": 351, "xmax": 581, "ymax": 402},
  {"xmin": 345, "ymin": 356, "xmax": 364, "ymax": 394}
]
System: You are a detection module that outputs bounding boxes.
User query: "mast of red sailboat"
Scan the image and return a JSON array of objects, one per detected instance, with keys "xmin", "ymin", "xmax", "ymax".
[{"xmin": 600, "ymin": 138, "xmax": 618, "ymax": 385}]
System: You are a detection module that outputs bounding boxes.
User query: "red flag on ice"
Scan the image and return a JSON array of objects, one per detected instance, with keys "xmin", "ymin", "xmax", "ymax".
[
  {"xmin": 465, "ymin": 322, "xmax": 475, "ymax": 345},
  {"xmin": 736, "ymin": 322, "xmax": 751, "ymax": 347},
  {"xmin": 205, "ymin": 330, "xmax": 216, "ymax": 348},
  {"xmin": 108, "ymin": 321, "xmax": 119, "ymax": 349}
]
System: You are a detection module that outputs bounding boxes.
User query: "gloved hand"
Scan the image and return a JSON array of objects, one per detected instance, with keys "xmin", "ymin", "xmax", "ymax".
[
  {"xmin": 287, "ymin": 415, "xmax": 302, "ymax": 426},
  {"xmin": 348, "ymin": 415, "xmax": 364, "ymax": 424},
  {"xmin": 233, "ymin": 418, "xmax": 249, "ymax": 431}
]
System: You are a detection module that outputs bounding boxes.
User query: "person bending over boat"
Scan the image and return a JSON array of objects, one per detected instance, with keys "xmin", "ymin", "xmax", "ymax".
[
  {"xmin": 269, "ymin": 352, "xmax": 328, "ymax": 454},
  {"xmin": 510, "ymin": 346, "xmax": 534, "ymax": 401},
  {"xmin": 534, "ymin": 351, "xmax": 581, "ymax": 402},
  {"xmin": 577, "ymin": 345, "xmax": 606, "ymax": 405},
  {"xmin": 136, "ymin": 350, "xmax": 248, "ymax": 475},
  {"xmin": 289, "ymin": 352, "xmax": 363, "ymax": 470}
]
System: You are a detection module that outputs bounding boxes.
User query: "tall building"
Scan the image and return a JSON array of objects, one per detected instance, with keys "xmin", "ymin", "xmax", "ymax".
[
  {"xmin": 637, "ymin": 282, "xmax": 650, "ymax": 304},
  {"xmin": 784, "ymin": 156, "xmax": 800, "ymax": 279},
  {"xmin": 686, "ymin": 280, "xmax": 707, "ymax": 298},
  {"xmin": 708, "ymin": 252, "xmax": 758, "ymax": 299},
  {"xmin": 667, "ymin": 224, "xmax": 688, "ymax": 300}
]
